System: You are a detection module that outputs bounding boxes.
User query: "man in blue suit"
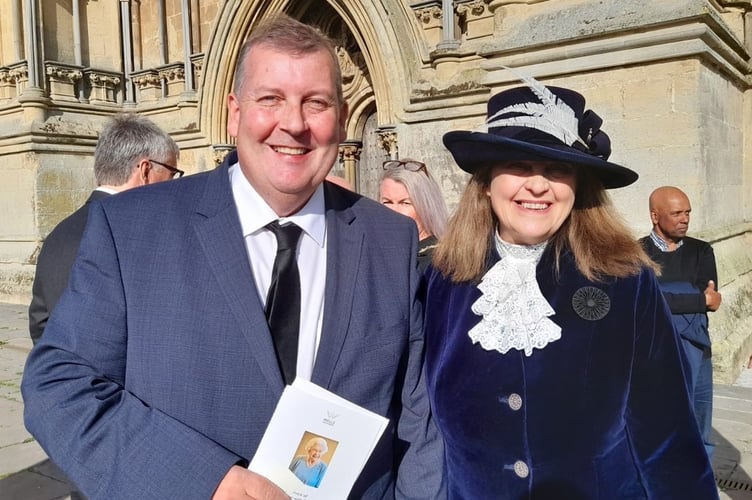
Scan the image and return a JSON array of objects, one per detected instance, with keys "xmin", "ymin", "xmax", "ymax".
[{"xmin": 22, "ymin": 14, "xmax": 444, "ymax": 500}]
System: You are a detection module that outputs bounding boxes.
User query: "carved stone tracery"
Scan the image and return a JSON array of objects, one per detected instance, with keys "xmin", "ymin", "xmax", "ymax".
[
  {"xmin": 411, "ymin": 0, "xmax": 445, "ymax": 45},
  {"xmin": 338, "ymin": 141, "xmax": 362, "ymax": 188},
  {"xmin": 212, "ymin": 144, "xmax": 235, "ymax": 166},
  {"xmin": 191, "ymin": 53, "xmax": 205, "ymax": 85},
  {"xmin": 88, "ymin": 73, "xmax": 121, "ymax": 86},
  {"xmin": 45, "ymin": 64, "xmax": 83, "ymax": 83},
  {"xmin": 457, "ymin": 0, "xmax": 494, "ymax": 39},
  {"xmin": 338, "ymin": 142, "xmax": 362, "ymax": 162},
  {"xmin": 86, "ymin": 69, "xmax": 121, "ymax": 104},
  {"xmin": 131, "ymin": 71, "xmax": 161, "ymax": 89},
  {"xmin": 0, "ymin": 68, "xmax": 16, "ymax": 100},
  {"xmin": 159, "ymin": 66, "xmax": 185, "ymax": 82},
  {"xmin": 415, "ymin": 6, "xmax": 443, "ymax": 26},
  {"xmin": 336, "ymin": 45, "xmax": 367, "ymax": 100},
  {"xmin": 457, "ymin": 0, "xmax": 491, "ymax": 17},
  {"xmin": 377, "ymin": 128, "xmax": 399, "ymax": 159},
  {"xmin": 45, "ymin": 62, "xmax": 83, "ymax": 102}
]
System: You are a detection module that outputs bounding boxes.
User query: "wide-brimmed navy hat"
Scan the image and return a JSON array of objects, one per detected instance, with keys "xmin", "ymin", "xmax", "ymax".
[{"xmin": 443, "ymin": 83, "xmax": 638, "ymax": 189}]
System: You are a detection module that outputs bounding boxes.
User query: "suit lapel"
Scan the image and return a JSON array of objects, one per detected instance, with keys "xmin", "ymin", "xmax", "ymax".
[
  {"xmin": 312, "ymin": 186, "xmax": 364, "ymax": 388},
  {"xmin": 191, "ymin": 156, "xmax": 284, "ymax": 393}
]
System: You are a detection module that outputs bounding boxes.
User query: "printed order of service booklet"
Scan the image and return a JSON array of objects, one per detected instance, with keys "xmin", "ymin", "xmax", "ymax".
[{"xmin": 249, "ymin": 378, "xmax": 389, "ymax": 500}]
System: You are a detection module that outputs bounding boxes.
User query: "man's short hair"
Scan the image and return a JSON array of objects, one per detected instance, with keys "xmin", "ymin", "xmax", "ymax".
[
  {"xmin": 232, "ymin": 14, "xmax": 343, "ymax": 104},
  {"xmin": 94, "ymin": 114, "xmax": 179, "ymax": 186}
]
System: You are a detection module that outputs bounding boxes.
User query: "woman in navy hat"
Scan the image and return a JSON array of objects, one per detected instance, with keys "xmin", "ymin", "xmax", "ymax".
[{"xmin": 424, "ymin": 78, "xmax": 718, "ymax": 499}]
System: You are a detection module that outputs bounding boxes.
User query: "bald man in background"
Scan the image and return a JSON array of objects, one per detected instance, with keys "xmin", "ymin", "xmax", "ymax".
[{"xmin": 640, "ymin": 186, "xmax": 721, "ymax": 460}]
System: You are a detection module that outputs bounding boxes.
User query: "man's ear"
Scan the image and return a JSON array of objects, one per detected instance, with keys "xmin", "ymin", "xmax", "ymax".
[
  {"xmin": 649, "ymin": 210, "xmax": 658, "ymax": 225},
  {"xmin": 227, "ymin": 93, "xmax": 240, "ymax": 139},
  {"xmin": 138, "ymin": 159, "xmax": 151, "ymax": 185}
]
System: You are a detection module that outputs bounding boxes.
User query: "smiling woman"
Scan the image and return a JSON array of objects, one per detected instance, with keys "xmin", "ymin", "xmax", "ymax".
[
  {"xmin": 486, "ymin": 161, "xmax": 575, "ymax": 246},
  {"xmin": 378, "ymin": 159, "xmax": 449, "ymax": 273},
  {"xmin": 424, "ymin": 77, "xmax": 720, "ymax": 499}
]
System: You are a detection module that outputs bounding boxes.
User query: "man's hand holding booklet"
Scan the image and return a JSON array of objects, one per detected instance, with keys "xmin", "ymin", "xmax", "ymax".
[{"xmin": 249, "ymin": 379, "xmax": 389, "ymax": 499}]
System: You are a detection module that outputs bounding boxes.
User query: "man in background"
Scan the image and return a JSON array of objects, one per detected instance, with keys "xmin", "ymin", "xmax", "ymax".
[
  {"xmin": 28, "ymin": 113, "xmax": 180, "ymax": 343},
  {"xmin": 640, "ymin": 186, "xmax": 722, "ymax": 460}
]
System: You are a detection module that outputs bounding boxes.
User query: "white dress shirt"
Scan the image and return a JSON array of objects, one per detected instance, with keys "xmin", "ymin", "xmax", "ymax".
[{"xmin": 229, "ymin": 163, "xmax": 327, "ymax": 381}]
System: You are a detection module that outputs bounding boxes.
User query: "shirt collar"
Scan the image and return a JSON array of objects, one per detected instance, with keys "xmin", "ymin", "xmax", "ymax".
[
  {"xmin": 649, "ymin": 230, "xmax": 683, "ymax": 252},
  {"xmin": 230, "ymin": 163, "xmax": 326, "ymax": 247}
]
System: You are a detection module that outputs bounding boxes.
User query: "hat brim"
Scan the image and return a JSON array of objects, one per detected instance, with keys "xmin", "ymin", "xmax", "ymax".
[{"xmin": 443, "ymin": 131, "xmax": 638, "ymax": 189}]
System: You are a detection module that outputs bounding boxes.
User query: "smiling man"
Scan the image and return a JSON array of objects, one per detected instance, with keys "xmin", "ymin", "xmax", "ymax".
[
  {"xmin": 640, "ymin": 185, "xmax": 722, "ymax": 461},
  {"xmin": 22, "ymin": 14, "xmax": 443, "ymax": 500}
]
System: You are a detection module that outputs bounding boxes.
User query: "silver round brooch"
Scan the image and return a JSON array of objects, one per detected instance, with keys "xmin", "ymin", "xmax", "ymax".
[{"xmin": 571, "ymin": 286, "xmax": 610, "ymax": 321}]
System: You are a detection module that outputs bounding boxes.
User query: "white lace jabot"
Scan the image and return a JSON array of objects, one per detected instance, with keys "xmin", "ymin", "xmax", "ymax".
[{"xmin": 468, "ymin": 236, "xmax": 562, "ymax": 356}]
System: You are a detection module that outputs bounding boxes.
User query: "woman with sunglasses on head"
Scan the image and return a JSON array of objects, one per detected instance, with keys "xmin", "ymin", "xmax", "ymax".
[
  {"xmin": 424, "ymin": 79, "xmax": 718, "ymax": 499},
  {"xmin": 379, "ymin": 159, "xmax": 449, "ymax": 273}
]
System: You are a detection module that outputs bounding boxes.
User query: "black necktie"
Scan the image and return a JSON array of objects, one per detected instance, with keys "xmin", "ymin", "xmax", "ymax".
[{"xmin": 265, "ymin": 221, "xmax": 303, "ymax": 385}]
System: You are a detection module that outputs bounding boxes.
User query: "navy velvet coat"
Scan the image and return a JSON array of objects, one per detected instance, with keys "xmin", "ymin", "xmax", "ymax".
[{"xmin": 424, "ymin": 248, "xmax": 718, "ymax": 499}]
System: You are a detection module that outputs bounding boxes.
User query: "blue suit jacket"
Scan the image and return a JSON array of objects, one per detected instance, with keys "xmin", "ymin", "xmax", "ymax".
[{"xmin": 22, "ymin": 154, "xmax": 444, "ymax": 499}]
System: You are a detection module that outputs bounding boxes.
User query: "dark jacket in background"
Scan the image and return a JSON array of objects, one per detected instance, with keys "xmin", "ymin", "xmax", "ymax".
[
  {"xmin": 28, "ymin": 190, "xmax": 110, "ymax": 344},
  {"xmin": 640, "ymin": 236, "xmax": 717, "ymax": 346}
]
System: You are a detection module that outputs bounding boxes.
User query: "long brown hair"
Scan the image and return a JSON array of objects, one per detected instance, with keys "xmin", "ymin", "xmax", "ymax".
[{"xmin": 433, "ymin": 165, "xmax": 658, "ymax": 283}]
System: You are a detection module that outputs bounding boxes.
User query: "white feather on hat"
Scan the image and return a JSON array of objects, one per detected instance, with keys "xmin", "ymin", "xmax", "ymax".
[{"xmin": 485, "ymin": 67, "xmax": 588, "ymax": 149}]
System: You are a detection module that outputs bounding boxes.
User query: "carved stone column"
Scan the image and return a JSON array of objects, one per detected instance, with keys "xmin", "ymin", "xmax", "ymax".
[
  {"xmin": 377, "ymin": 127, "xmax": 399, "ymax": 160},
  {"xmin": 86, "ymin": 69, "xmax": 121, "ymax": 104},
  {"xmin": 45, "ymin": 62, "xmax": 83, "ymax": 102},
  {"xmin": 11, "ymin": 0, "xmax": 23, "ymax": 61},
  {"xmin": 438, "ymin": 0, "xmax": 460, "ymax": 49},
  {"xmin": 338, "ymin": 141, "xmax": 362, "ymax": 188},
  {"xmin": 181, "ymin": 0, "xmax": 195, "ymax": 94},
  {"xmin": 22, "ymin": 0, "xmax": 42, "ymax": 90},
  {"xmin": 120, "ymin": 0, "xmax": 135, "ymax": 104}
]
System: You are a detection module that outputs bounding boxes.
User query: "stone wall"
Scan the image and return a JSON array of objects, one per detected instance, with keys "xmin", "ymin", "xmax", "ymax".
[
  {"xmin": 0, "ymin": 0, "xmax": 750, "ymax": 380},
  {"xmin": 709, "ymin": 228, "xmax": 752, "ymax": 383}
]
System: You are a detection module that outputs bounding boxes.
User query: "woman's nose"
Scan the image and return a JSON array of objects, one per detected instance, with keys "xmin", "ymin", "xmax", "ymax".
[{"xmin": 524, "ymin": 174, "xmax": 550, "ymax": 194}]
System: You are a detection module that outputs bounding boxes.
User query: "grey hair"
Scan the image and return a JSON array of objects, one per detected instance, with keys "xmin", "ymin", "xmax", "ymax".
[
  {"xmin": 305, "ymin": 437, "xmax": 328, "ymax": 453},
  {"xmin": 379, "ymin": 161, "xmax": 450, "ymax": 239},
  {"xmin": 233, "ymin": 14, "xmax": 343, "ymax": 105},
  {"xmin": 94, "ymin": 113, "xmax": 179, "ymax": 186}
]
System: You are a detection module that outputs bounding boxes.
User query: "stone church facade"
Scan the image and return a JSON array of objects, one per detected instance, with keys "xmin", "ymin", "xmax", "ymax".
[{"xmin": 1, "ymin": 0, "xmax": 751, "ymax": 381}]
